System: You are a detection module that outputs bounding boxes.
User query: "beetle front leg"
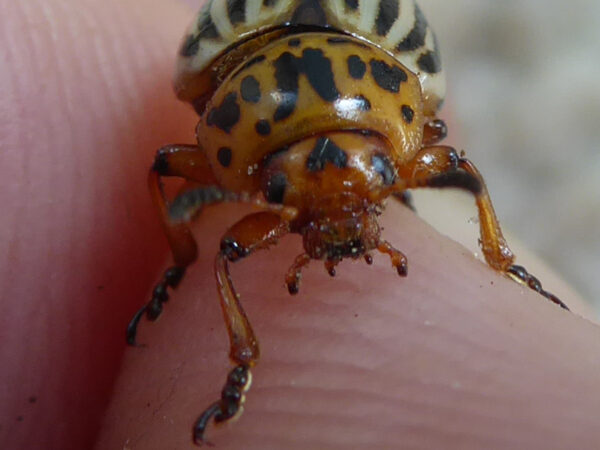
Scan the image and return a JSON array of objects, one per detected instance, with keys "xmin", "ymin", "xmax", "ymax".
[
  {"xmin": 193, "ymin": 212, "xmax": 290, "ymax": 445},
  {"xmin": 127, "ymin": 145, "xmax": 219, "ymax": 345},
  {"xmin": 397, "ymin": 145, "xmax": 569, "ymax": 310}
]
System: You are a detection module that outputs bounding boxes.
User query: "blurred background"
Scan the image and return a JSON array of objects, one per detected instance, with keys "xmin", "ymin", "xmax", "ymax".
[
  {"xmin": 417, "ymin": 0, "xmax": 600, "ymax": 312},
  {"xmin": 180, "ymin": 0, "xmax": 600, "ymax": 312}
]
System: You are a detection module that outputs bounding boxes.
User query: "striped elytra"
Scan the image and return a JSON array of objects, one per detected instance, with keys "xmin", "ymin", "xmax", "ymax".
[{"xmin": 174, "ymin": 0, "xmax": 444, "ymax": 117}]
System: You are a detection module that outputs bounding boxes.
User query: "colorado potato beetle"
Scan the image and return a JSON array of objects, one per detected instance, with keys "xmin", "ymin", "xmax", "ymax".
[{"xmin": 126, "ymin": 0, "xmax": 569, "ymax": 444}]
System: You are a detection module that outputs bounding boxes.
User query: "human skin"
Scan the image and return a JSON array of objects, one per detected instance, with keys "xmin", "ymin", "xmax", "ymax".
[{"xmin": 1, "ymin": 1, "xmax": 599, "ymax": 450}]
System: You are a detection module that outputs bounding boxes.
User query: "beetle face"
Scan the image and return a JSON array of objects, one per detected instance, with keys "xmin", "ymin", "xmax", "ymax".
[{"xmin": 301, "ymin": 203, "xmax": 380, "ymax": 261}]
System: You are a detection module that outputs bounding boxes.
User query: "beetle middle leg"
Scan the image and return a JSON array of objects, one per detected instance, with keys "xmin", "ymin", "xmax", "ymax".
[
  {"xmin": 396, "ymin": 145, "xmax": 569, "ymax": 310},
  {"xmin": 127, "ymin": 145, "xmax": 220, "ymax": 345},
  {"xmin": 193, "ymin": 211, "xmax": 290, "ymax": 445}
]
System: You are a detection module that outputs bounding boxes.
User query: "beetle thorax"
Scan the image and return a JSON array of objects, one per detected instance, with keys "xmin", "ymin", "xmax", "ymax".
[{"xmin": 261, "ymin": 131, "xmax": 395, "ymax": 260}]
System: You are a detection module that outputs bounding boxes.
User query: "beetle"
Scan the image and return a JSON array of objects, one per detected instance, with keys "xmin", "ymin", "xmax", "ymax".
[{"xmin": 126, "ymin": 0, "xmax": 570, "ymax": 444}]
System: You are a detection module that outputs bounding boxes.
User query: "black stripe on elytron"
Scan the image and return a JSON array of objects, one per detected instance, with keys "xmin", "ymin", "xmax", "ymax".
[
  {"xmin": 180, "ymin": 12, "xmax": 221, "ymax": 57},
  {"xmin": 344, "ymin": 0, "xmax": 359, "ymax": 11},
  {"xmin": 241, "ymin": 76, "xmax": 261, "ymax": 103},
  {"xmin": 227, "ymin": 0, "xmax": 246, "ymax": 25},
  {"xmin": 347, "ymin": 55, "xmax": 366, "ymax": 79},
  {"xmin": 417, "ymin": 49, "xmax": 441, "ymax": 74},
  {"xmin": 396, "ymin": 3, "xmax": 428, "ymax": 51},
  {"xmin": 179, "ymin": 34, "xmax": 199, "ymax": 57},
  {"xmin": 217, "ymin": 147, "xmax": 232, "ymax": 167},
  {"xmin": 375, "ymin": 0, "xmax": 399, "ymax": 37},
  {"xmin": 265, "ymin": 172, "xmax": 287, "ymax": 203},
  {"xmin": 206, "ymin": 93, "xmax": 241, "ymax": 133},
  {"xmin": 290, "ymin": 0, "xmax": 328, "ymax": 26},
  {"xmin": 306, "ymin": 137, "xmax": 348, "ymax": 172},
  {"xmin": 401, "ymin": 104, "xmax": 414, "ymax": 123},
  {"xmin": 372, "ymin": 153, "xmax": 396, "ymax": 185},
  {"xmin": 273, "ymin": 49, "xmax": 341, "ymax": 122},
  {"xmin": 369, "ymin": 59, "xmax": 408, "ymax": 93}
]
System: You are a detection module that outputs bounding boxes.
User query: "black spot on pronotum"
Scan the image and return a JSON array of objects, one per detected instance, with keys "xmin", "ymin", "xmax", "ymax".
[
  {"xmin": 273, "ymin": 52, "xmax": 300, "ymax": 121},
  {"xmin": 263, "ymin": 0, "xmax": 277, "ymax": 7},
  {"xmin": 206, "ymin": 93, "xmax": 240, "ymax": 133},
  {"xmin": 372, "ymin": 153, "xmax": 396, "ymax": 185},
  {"xmin": 369, "ymin": 59, "xmax": 408, "ymax": 93},
  {"xmin": 375, "ymin": 0, "xmax": 399, "ymax": 37},
  {"xmin": 227, "ymin": 0, "xmax": 246, "ymax": 25},
  {"xmin": 273, "ymin": 49, "xmax": 340, "ymax": 121},
  {"xmin": 306, "ymin": 137, "xmax": 348, "ymax": 172},
  {"xmin": 417, "ymin": 50, "xmax": 442, "ymax": 74},
  {"xmin": 288, "ymin": 38, "xmax": 301, "ymax": 47},
  {"xmin": 217, "ymin": 147, "xmax": 232, "ymax": 167},
  {"xmin": 266, "ymin": 172, "xmax": 287, "ymax": 203},
  {"xmin": 302, "ymin": 48, "xmax": 340, "ymax": 102},
  {"xmin": 401, "ymin": 104, "xmax": 414, "ymax": 124},
  {"xmin": 347, "ymin": 55, "xmax": 366, "ymax": 79},
  {"xmin": 396, "ymin": 3, "xmax": 428, "ymax": 51},
  {"xmin": 241, "ymin": 76, "xmax": 261, "ymax": 103},
  {"xmin": 255, "ymin": 119, "xmax": 271, "ymax": 135}
]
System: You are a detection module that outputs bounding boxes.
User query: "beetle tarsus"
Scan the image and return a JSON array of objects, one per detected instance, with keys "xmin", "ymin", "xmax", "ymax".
[
  {"xmin": 193, "ymin": 365, "xmax": 251, "ymax": 446},
  {"xmin": 507, "ymin": 264, "xmax": 570, "ymax": 310},
  {"xmin": 126, "ymin": 304, "xmax": 148, "ymax": 346},
  {"xmin": 126, "ymin": 266, "xmax": 186, "ymax": 345}
]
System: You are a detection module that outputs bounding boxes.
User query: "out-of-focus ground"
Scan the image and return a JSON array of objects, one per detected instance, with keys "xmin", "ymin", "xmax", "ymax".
[
  {"xmin": 417, "ymin": 0, "xmax": 600, "ymax": 313},
  {"xmin": 179, "ymin": 0, "xmax": 600, "ymax": 313}
]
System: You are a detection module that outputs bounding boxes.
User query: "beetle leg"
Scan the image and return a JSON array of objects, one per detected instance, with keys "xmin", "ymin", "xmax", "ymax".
[
  {"xmin": 285, "ymin": 253, "xmax": 311, "ymax": 295},
  {"xmin": 392, "ymin": 191, "xmax": 416, "ymax": 212},
  {"xmin": 193, "ymin": 212, "xmax": 289, "ymax": 445},
  {"xmin": 127, "ymin": 145, "xmax": 219, "ymax": 345},
  {"xmin": 395, "ymin": 145, "xmax": 569, "ymax": 311},
  {"xmin": 422, "ymin": 118, "xmax": 448, "ymax": 146},
  {"xmin": 377, "ymin": 241, "xmax": 408, "ymax": 277},
  {"xmin": 324, "ymin": 259, "xmax": 339, "ymax": 277}
]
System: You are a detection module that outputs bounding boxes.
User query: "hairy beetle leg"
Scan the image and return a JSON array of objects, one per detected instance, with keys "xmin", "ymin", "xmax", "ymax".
[
  {"xmin": 127, "ymin": 145, "xmax": 217, "ymax": 345},
  {"xmin": 194, "ymin": 212, "xmax": 289, "ymax": 444},
  {"xmin": 394, "ymin": 144, "xmax": 569, "ymax": 310}
]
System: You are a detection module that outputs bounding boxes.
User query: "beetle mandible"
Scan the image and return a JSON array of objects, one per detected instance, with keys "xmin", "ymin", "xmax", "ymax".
[{"xmin": 126, "ymin": 0, "xmax": 570, "ymax": 444}]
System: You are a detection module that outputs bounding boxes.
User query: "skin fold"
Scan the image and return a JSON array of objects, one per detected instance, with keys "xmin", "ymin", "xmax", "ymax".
[{"xmin": 1, "ymin": 1, "xmax": 598, "ymax": 449}]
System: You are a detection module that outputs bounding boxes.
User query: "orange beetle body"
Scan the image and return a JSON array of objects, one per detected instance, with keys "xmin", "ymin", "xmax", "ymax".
[{"xmin": 127, "ymin": 0, "xmax": 569, "ymax": 445}]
